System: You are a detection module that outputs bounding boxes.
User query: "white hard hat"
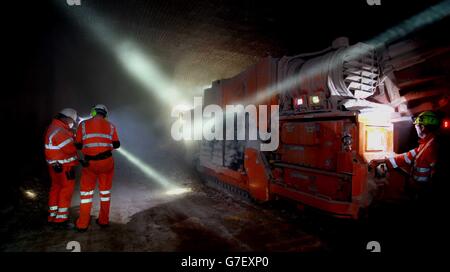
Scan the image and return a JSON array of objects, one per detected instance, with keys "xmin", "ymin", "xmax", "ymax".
[
  {"xmin": 93, "ymin": 104, "xmax": 108, "ymax": 115},
  {"xmin": 59, "ymin": 108, "xmax": 78, "ymax": 122}
]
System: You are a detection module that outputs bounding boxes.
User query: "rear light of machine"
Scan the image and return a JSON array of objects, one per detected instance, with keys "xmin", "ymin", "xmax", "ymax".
[
  {"xmin": 443, "ymin": 119, "xmax": 449, "ymax": 129},
  {"xmin": 311, "ymin": 95, "xmax": 320, "ymax": 104},
  {"xmin": 365, "ymin": 126, "xmax": 388, "ymax": 152},
  {"xmin": 296, "ymin": 98, "xmax": 304, "ymax": 106},
  {"xmin": 293, "ymin": 96, "xmax": 307, "ymax": 111}
]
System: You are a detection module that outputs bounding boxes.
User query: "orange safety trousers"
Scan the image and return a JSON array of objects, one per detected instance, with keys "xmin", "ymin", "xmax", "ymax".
[
  {"xmin": 48, "ymin": 165, "xmax": 76, "ymax": 223},
  {"xmin": 76, "ymin": 157, "xmax": 114, "ymax": 229}
]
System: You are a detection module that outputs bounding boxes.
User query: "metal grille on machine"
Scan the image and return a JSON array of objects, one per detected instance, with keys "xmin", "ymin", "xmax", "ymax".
[{"xmin": 342, "ymin": 47, "xmax": 379, "ymax": 99}]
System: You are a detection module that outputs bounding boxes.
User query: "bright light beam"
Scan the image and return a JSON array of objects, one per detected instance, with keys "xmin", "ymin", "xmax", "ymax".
[
  {"xmin": 23, "ymin": 190, "xmax": 37, "ymax": 200},
  {"xmin": 115, "ymin": 41, "xmax": 184, "ymax": 107},
  {"xmin": 117, "ymin": 147, "xmax": 175, "ymax": 190},
  {"xmin": 58, "ymin": 0, "xmax": 450, "ymax": 109},
  {"xmin": 57, "ymin": 2, "xmax": 187, "ymax": 108},
  {"xmin": 196, "ymin": 0, "xmax": 450, "ymax": 136},
  {"xmin": 117, "ymin": 148, "xmax": 193, "ymax": 196},
  {"xmin": 239, "ymin": 0, "xmax": 450, "ymax": 107},
  {"xmin": 165, "ymin": 187, "xmax": 192, "ymax": 195}
]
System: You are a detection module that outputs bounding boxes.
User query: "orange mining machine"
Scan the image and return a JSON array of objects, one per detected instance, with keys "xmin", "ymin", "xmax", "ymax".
[{"xmin": 195, "ymin": 37, "xmax": 450, "ymax": 219}]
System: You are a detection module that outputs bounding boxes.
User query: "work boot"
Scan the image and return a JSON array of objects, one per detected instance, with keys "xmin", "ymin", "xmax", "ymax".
[
  {"xmin": 75, "ymin": 217, "xmax": 90, "ymax": 232},
  {"xmin": 75, "ymin": 227, "xmax": 88, "ymax": 233},
  {"xmin": 46, "ymin": 221, "xmax": 58, "ymax": 230},
  {"xmin": 53, "ymin": 221, "xmax": 75, "ymax": 230},
  {"xmin": 95, "ymin": 219, "xmax": 109, "ymax": 228}
]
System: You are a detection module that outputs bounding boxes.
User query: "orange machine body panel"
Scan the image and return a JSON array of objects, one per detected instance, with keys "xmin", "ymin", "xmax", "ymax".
[
  {"xmin": 198, "ymin": 55, "xmax": 396, "ymax": 219},
  {"xmin": 244, "ymin": 148, "xmax": 270, "ymax": 202},
  {"xmin": 278, "ymin": 120, "xmax": 352, "ymax": 171}
]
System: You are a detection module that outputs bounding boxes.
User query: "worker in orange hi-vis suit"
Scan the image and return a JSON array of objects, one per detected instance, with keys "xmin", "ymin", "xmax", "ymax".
[
  {"xmin": 44, "ymin": 108, "xmax": 79, "ymax": 228},
  {"xmin": 370, "ymin": 111, "xmax": 440, "ymax": 199},
  {"xmin": 74, "ymin": 104, "xmax": 120, "ymax": 232}
]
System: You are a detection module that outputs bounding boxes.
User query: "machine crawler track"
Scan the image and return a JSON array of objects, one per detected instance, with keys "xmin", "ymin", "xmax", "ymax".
[{"xmin": 200, "ymin": 173, "xmax": 252, "ymax": 202}]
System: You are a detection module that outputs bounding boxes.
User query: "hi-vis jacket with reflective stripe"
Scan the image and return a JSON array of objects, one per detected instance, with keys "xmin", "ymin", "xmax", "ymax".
[
  {"xmin": 44, "ymin": 119, "xmax": 78, "ymax": 165},
  {"xmin": 387, "ymin": 134, "xmax": 437, "ymax": 184},
  {"xmin": 76, "ymin": 116, "xmax": 119, "ymax": 156}
]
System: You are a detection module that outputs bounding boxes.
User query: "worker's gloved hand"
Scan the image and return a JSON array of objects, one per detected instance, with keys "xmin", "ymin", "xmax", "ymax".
[
  {"xmin": 375, "ymin": 163, "xmax": 388, "ymax": 178},
  {"xmin": 52, "ymin": 163, "xmax": 63, "ymax": 173},
  {"xmin": 74, "ymin": 142, "xmax": 83, "ymax": 150},
  {"xmin": 79, "ymin": 159, "xmax": 90, "ymax": 168},
  {"xmin": 112, "ymin": 141, "xmax": 120, "ymax": 149},
  {"xmin": 369, "ymin": 159, "xmax": 386, "ymax": 170},
  {"xmin": 65, "ymin": 167, "xmax": 76, "ymax": 180}
]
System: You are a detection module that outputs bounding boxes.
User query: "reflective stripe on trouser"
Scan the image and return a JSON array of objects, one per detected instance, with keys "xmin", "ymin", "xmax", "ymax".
[
  {"xmin": 56, "ymin": 207, "xmax": 69, "ymax": 220},
  {"xmin": 47, "ymin": 165, "xmax": 75, "ymax": 223},
  {"xmin": 80, "ymin": 190, "xmax": 94, "ymax": 204},
  {"xmin": 48, "ymin": 205, "xmax": 58, "ymax": 221},
  {"xmin": 413, "ymin": 172, "xmax": 430, "ymax": 183},
  {"xmin": 99, "ymin": 189, "xmax": 111, "ymax": 225},
  {"xmin": 412, "ymin": 166, "xmax": 431, "ymax": 183},
  {"xmin": 100, "ymin": 190, "xmax": 111, "ymax": 202},
  {"xmin": 413, "ymin": 175, "xmax": 429, "ymax": 183},
  {"xmin": 76, "ymin": 157, "xmax": 114, "ymax": 229}
]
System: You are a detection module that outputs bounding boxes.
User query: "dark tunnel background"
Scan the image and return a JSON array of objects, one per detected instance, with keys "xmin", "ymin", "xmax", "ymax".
[{"xmin": 1, "ymin": 0, "xmax": 449, "ymax": 240}]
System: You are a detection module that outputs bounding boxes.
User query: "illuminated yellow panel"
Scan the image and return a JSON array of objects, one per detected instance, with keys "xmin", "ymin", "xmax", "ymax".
[{"xmin": 365, "ymin": 126, "xmax": 388, "ymax": 152}]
